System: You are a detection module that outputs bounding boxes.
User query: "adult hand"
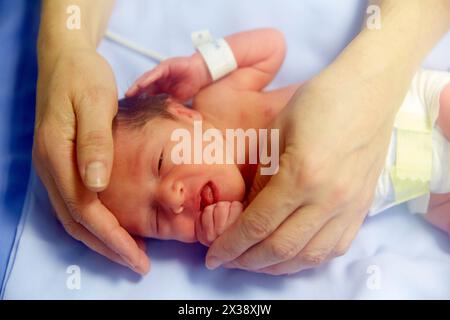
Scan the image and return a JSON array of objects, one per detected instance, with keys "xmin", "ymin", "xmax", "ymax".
[
  {"xmin": 33, "ymin": 47, "xmax": 150, "ymax": 274},
  {"xmin": 206, "ymin": 71, "xmax": 394, "ymax": 275},
  {"xmin": 205, "ymin": 0, "xmax": 450, "ymax": 275}
]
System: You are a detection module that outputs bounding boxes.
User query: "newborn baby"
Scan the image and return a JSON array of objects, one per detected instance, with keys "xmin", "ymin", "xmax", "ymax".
[{"xmin": 99, "ymin": 28, "xmax": 450, "ymax": 247}]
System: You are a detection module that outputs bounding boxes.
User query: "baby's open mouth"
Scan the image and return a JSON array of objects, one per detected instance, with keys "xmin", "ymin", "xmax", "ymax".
[{"xmin": 200, "ymin": 181, "xmax": 218, "ymax": 211}]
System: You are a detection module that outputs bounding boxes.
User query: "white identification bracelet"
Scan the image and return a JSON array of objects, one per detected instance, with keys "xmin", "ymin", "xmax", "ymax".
[{"xmin": 191, "ymin": 30, "xmax": 238, "ymax": 81}]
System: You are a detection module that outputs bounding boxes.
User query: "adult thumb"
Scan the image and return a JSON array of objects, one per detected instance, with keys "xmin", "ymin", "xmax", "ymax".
[
  {"xmin": 245, "ymin": 167, "xmax": 272, "ymax": 206},
  {"xmin": 76, "ymin": 89, "xmax": 117, "ymax": 192}
]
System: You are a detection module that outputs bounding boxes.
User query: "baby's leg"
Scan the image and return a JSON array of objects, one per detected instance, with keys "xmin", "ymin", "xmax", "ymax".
[
  {"xmin": 426, "ymin": 84, "xmax": 450, "ymax": 234},
  {"xmin": 437, "ymin": 83, "xmax": 450, "ymax": 140},
  {"xmin": 426, "ymin": 193, "xmax": 450, "ymax": 234}
]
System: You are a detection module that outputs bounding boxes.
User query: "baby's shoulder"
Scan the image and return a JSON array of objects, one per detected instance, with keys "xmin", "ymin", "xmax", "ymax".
[{"xmin": 193, "ymin": 82, "xmax": 264, "ymax": 113}]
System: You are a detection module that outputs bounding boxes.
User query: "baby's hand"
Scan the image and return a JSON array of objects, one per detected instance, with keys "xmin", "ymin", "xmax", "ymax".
[
  {"xmin": 195, "ymin": 201, "xmax": 243, "ymax": 247},
  {"xmin": 126, "ymin": 55, "xmax": 209, "ymax": 101}
]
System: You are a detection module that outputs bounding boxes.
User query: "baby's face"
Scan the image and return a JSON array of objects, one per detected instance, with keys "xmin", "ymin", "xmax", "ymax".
[{"xmin": 99, "ymin": 103, "xmax": 246, "ymax": 243}]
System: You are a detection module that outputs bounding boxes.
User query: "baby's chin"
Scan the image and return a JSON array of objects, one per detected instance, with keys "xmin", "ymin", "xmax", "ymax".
[{"xmin": 152, "ymin": 213, "xmax": 199, "ymax": 243}]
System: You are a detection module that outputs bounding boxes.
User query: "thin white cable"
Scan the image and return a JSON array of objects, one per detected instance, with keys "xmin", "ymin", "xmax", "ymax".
[{"xmin": 104, "ymin": 30, "xmax": 166, "ymax": 62}]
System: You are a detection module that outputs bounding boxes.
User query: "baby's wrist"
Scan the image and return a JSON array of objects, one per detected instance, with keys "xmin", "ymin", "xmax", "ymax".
[{"xmin": 190, "ymin": 53, "xmax": 213, "ymax": 87}]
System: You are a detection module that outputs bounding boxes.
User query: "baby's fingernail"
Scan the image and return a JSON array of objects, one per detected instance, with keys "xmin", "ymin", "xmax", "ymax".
[
  {"xmin": 85, "ymin": 161, "xmax": 107, "ymax": 190},
  {"xmin": 206, "ymin": 256, "xmax": 222, "ymax": 270}
]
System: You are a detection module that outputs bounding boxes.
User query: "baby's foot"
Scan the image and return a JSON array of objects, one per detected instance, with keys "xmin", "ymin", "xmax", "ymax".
[{"xmin": 195, "ymin": 201, "xmax": 243, "ymax": 246}]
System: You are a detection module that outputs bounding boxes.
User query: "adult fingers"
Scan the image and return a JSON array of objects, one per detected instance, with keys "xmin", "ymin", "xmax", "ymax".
[
  {"xmin": 254, "ymin": 213, "xmax": 350, "ymax": 275},
  {"xmin": 37, "ymin": 164, "xmax": 133, "ymax": 270},
  {"xmin": 223, "ymin": 204, "xmax": 333, "ymax": 271},
  {"xmin": 45, "ymin": 141, "xmax": 150, "ymax": 275},
  {"xmin": 206, "ymin": 167, "xmax": 300, "ymax": 269},
  {"xmin": 75, "ymin": 87, "xmax": 117, "ymax": 192},
  {"xmin": 333, "ymin": 213, "xmax": 367, "ymax": 258}
]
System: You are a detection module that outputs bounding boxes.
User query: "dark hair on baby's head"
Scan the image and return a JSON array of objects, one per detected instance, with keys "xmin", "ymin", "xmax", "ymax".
[{"xmin": 114, "ymin": 93, "xmax": 173, "ymax": 130}]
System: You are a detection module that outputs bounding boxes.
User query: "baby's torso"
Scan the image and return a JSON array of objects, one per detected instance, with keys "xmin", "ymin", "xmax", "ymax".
[{"xmin": 192, "ymin": 82, "xmax": 301, "ymax": 130}]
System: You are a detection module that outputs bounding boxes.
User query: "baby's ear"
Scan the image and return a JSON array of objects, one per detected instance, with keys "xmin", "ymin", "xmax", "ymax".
[{"xmin": 167, "ymin": 103, "xmax": 203, "ymax": 122}]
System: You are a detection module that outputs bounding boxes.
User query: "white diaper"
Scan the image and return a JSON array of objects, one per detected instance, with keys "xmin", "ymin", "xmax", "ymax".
[{"xmin": 369, "ymin": 69, "xmax": 450, "ymax": 216}]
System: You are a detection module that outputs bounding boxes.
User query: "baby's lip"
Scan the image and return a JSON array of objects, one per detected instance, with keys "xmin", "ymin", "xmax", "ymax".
[{"xmin": 199, "ymin": 181, "xmax": 219, "ymax": 211}]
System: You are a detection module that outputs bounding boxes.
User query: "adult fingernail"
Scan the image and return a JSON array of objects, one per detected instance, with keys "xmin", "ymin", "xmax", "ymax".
[
  {"xmin": 85, "ymin": 161, "xmax": 107, "ymax": 190},
  {"xmin": 206, "ymin": 256, "xmax": 221, "ymax": 270}
]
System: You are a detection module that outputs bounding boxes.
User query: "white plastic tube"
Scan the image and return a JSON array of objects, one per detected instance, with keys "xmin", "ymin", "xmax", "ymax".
[{"xmin": 104, "ymin": 30, "xmax": 166, "ymax": 62}]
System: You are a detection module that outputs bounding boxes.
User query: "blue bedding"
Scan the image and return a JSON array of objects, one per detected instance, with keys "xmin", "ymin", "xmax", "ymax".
[
  {"xmin": 0, "ymin": 0, "xmax": 39, "ymax": 288},
  {"xmin": 1, "ymin": 0, "xmax": 449, "ymax": 299}
]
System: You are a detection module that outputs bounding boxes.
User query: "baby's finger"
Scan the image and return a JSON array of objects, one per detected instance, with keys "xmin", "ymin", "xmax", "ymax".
[
  {"xmin": 225, "ymin": 201, "xmax": 244, "ymax": 230},
  {"xmin": 196, "ymin": 204, "xmax": 216, "ymax": 246},
  {"xmin": 126, "ymin": 68, "xmax": 163, "ymax": 97},
  {"xmin": 138, "ymin": 67, "xmax": 165, "ymax": 88},
  {"xmin": 195, "ymin": 215, "xmax": 207, "ymax": 246},
  {"xmin": 126, "ymin": 71, "xmax": 153, "ymax": 97},
  {"xmin": 213, "ymin": 201, "xmax": 232, "ymax": 236},
  {"xmin": 202, "ymin": 204, "xmax": 216, "ymax": 244}
]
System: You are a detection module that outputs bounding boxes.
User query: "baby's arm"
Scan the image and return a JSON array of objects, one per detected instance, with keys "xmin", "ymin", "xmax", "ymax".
[
  {"xmin": 126, "ymin": 28, "xmax": 286, "ymax": 100},
  {"xmin": 218, "ymin": 28, "xmax": 286, "ymax": 91},
  {"xmin": 195, "ymin": 201, "xmax": 244, "ymax": 247}
]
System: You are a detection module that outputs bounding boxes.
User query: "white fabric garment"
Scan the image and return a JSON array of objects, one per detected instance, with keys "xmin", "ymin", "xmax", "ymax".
[{"xmin": 369, "ymin": 70, "xmax": 450, "ymax": 215}]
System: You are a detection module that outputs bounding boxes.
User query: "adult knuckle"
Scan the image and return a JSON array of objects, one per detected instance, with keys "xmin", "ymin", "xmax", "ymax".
[
  {"xmin": 290, "ymin": 155, "xmax": 323, "ymax": 190},
  {"xmin": 62, "ymin": 220, "xmax": 81, "ymax": 241},
  {"xmin": 102, "ymin": 222, "xmax": 122, "ymax": 244},
  {"xmin": 333, "ymin": 183, "xmax": 349, "ymax": 202},
  {"xmin": 241, "ymin": 213, "xmax": 273, "ymax": 241},
  {"xmin": 77, "ymin": 129, "xmax": 111, "ymax": 153},
  {"xmin": 32, "ymin": 125, "xmax": 51, "ymax": 161},
  {"xmin": 65, "ymin": 198, "xmax": 83, "ymax": 224},
  {"xmin": 333, "ymin": 244, "xmax": 349, "ymax": 257},
  {"xmin": 295, "ymin": 218, "xmax": 322, "ymax": 237},
  {"xmin": 301, "ymin": 249, "xmax": 329, "ymax": 266},
  {"xmin": 234, "ymin": 255, "xmax": 253, "ymax": 270},
  {"xmin": 219, "ymin": 238, "xmax": 239, "ymax": 259},
  {"xmin": 269, "ymin": 239, "xmax": 299, "ymax": 261},
  {"xmin": 329, "ymin": 183, "xmax": 353, "ymax": 209}
]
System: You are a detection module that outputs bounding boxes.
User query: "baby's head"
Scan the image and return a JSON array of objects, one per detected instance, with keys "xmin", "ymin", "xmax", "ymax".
[{"xmin": 99, "ymin": 94, "xmax": 246, "ymax": 243}]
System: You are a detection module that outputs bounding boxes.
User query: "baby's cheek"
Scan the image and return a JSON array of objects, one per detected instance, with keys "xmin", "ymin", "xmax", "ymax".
[{"xmin": 160, "ymin": 213, "xmax": 198, "ymax": 243}]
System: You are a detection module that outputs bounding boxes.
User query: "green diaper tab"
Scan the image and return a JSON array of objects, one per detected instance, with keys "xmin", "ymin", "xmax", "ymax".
[{"xmin": 390, "ymin": 111, "xmax": 432, "ymax": 204}]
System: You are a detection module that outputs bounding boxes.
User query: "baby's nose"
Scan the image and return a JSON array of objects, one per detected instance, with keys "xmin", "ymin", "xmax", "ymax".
[{"xmin": 160, "ymin": 180, "xmax": 185, "ymax": 214}]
